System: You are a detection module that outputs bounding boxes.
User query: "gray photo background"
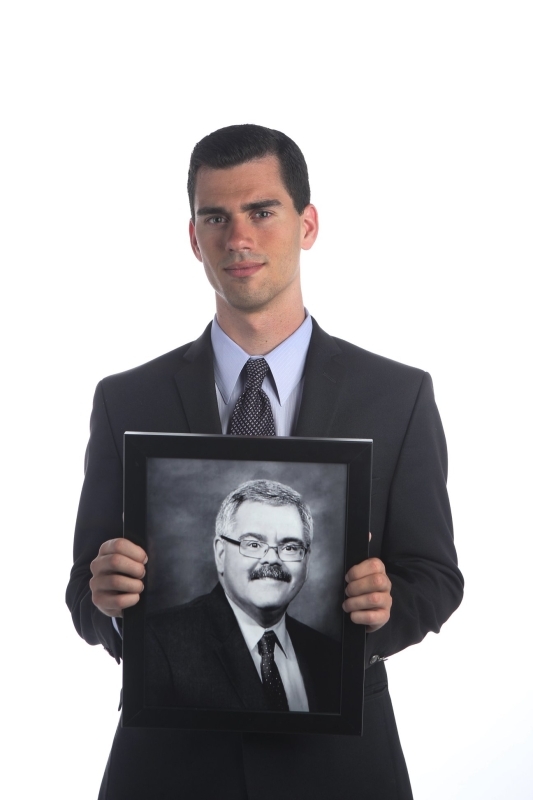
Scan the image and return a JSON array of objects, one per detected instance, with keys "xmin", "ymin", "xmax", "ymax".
[{"xmin": 146, "ymin": 458, "xmax": 348, "ymax": 642}]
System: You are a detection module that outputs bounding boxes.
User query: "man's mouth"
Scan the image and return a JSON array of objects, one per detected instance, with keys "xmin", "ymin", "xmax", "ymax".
[
  {"xmin": 250, "ymin": 564, "xmax": 291, "ymax": 583},
  {"xmin": 224, "ymin": 261, "xmax": 264, "ymax": 278}
]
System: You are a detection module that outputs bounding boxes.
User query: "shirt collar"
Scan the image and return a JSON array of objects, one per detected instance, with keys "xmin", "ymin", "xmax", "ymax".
[
  {"xmin": 211, "ymin": 312, "xmax": 312, "ymax": 407},
  {"xmin": 224, "ymin": 591, "xmax": 289, "ymax": 658}
]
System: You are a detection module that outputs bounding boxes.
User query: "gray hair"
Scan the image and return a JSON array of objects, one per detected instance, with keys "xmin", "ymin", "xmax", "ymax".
[{"xmin": 215, "ymin": 479, "xmax": 313, "ymax": 547}]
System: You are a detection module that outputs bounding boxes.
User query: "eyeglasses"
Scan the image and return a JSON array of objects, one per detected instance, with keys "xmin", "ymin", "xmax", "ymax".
[{"xmin": 220, "ymin": 535, "xmax": 309, "ymax": 562}]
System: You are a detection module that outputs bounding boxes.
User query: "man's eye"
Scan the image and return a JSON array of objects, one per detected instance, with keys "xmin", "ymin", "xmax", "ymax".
[
  {"xmin": 242, "ymin": 540, "xmax": 261, "ymax": 549},
  {"xmin": 253, "ymin": 211, "xmax": 271, "ymax": 219},
  {"xmin": 283, "ymin": 544, "xmax": 300, "ymax": 553},
  {"xmin": 207, "ymin": 216, "xmax": 226, "ymax": 224}
]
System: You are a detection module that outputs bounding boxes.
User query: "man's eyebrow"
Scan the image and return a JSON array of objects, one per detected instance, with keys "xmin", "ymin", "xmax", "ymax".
[
  {"xmin": 196, "ymin": 205, "xmax": 228, "ymax": 217},
  {"xmin": 239, "ymin": 532, "xmax": 267, "ymax": 541},
  {"xmin": 241, "ymin": 199, "xmax": 282, "ymax": 212},
  {"xmin": 278, "ymin": 537, "xmax": 306, "ymax": 546},
  {"xmin": 196, "ymin": 199, "xmax": 282, "ymax": 217}
]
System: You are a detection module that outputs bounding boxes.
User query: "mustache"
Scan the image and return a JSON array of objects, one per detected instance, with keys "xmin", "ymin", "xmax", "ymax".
[{"xmin": 249, "ymin": 564, "xmax": 291, "ymax": 583}]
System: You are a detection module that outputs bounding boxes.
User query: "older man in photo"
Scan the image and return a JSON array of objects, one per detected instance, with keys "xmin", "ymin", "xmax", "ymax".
[{"xmin": 145, "ymin": 479, "xmax": 341, "ymax": 713}]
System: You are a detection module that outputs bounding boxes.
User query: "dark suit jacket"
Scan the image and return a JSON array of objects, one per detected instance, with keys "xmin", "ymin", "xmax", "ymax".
[
  {"xmin": 66, "ymin": 319, "xmax": 463, "ymax": 800},
  {"xmin": 145, "ymin": 583, "xmax": 341, "ymax": 713}
]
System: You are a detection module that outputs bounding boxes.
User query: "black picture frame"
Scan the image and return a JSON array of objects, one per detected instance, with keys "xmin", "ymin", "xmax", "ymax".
[{"xmin": 122, "ymin": 432, "xmax": 372, "ymax": 736}]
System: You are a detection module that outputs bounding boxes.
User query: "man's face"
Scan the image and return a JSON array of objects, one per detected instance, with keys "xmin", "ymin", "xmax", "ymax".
[
  {"xmin": 214, "ymin": 500, "xmax": 310, "ymax": 626},
  {"xmin": 189, "ymin": 156, "xmax": 318, "ymax": 314}
]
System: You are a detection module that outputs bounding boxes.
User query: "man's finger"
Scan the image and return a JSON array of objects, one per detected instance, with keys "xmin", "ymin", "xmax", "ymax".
[
  {"xmin": 347, "ymin": 609, "xmax": 391, "ymax": 632},
  {"xmin": 95, "ymin": 592, "xmax": 143, "ymax": 617},
  {"xmin": 345, "ymin": 557, "xmax": 386, "ymax": 583},
  {"xmin": 90, "ymin": 574, "xmax": 145, "ymax": 596},
  {"xmin": 91, "ymin": 553, "xmax": 147, "ymax": 579},
  {"xmin": 345, "ymin": 570, "xmax": 391, "ymax": 598},
  {"xmin": 98, "ymin": 538, "xmax": 148, "ymax": 564},
  {"xmin": 343, "ymin": 590, "xmax": 392, "ymax": 613},
  {"xmin": 342, "ymin": 587, "xmax": 392, "ymax": 632}
]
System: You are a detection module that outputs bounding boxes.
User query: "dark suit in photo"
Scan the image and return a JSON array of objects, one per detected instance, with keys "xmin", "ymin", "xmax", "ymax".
[
  {"xmin": 67, "ymin": 319, "xmax": 464, "ymax": 800},
  {"xmin": 145, "ymin": 582, "xmax": 341, "ymax": 713}
]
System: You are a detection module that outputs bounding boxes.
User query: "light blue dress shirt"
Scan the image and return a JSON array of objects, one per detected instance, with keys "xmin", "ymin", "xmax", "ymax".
[{"xmin": 210, "ymin": 312, "xmax": 313, "ymax": 436}]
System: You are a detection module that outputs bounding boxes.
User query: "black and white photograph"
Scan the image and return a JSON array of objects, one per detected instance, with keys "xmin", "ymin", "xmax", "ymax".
[
  {"xmin": 122, "ymin": 433, "xmax": 371, "ymax": 735},
  {"xmin": 145, "ymin": 464, "xmax": 345, "ymax": 714}
]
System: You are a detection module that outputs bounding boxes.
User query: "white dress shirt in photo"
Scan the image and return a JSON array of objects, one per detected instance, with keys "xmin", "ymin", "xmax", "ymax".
[{"xmin": 225, "ymin": 593, "xmax": 309, "ymax": 713}]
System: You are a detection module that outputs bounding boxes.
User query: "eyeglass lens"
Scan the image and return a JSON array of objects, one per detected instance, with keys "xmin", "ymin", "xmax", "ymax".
[{"xmin": 239, "ymin": 539, "xmax": 306, "ymax": 562}]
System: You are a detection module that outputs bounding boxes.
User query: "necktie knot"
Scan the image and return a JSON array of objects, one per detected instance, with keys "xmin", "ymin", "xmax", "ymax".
[
  {"xmin": 258, "ymin": 630, "xmax": 278, "ymax": 658},
  {"xmin": 244, "ymin": 357, "xmax": 270, "ymax": 391}
]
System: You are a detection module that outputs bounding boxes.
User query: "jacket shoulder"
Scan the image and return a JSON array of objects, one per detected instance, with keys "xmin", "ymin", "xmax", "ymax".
[
  {"xmin": 92, "ymin": 324, "xmax": 213, "ymax": 427},
  {"xmin": 99, "ymin": 339, "xmax": 199, "ymax": 392},
  {"xmin": 309, "ymin": 319, "xmax": 429, "ymax": 395},
  {"xmin": 330, "ymin": 335, "xmax": 426, "ymax": 383}
]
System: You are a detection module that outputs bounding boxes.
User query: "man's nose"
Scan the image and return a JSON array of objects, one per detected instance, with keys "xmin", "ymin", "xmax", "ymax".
[
  {"xmin": 260, "ymin": 545, "xmax": 282, "ymax": 564},
  {"xmin": 225, "ymin": 218, "xmax": 255, "ymax": 252}
]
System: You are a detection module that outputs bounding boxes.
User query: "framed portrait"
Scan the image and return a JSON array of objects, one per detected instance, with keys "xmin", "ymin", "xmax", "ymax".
[{"xmin": 122, "ymin": 432, "xmax": 372, "ymax": 736}]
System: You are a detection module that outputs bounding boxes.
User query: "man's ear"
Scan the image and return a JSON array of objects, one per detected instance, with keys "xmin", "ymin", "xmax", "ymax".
[
  {"xmin": 189, "ymin": 218, "xmax": 203, "ymax": 262},
  {"xmin": 214, "ymin": 537, "xmax": 225, "ymax": 576},
  {"xmin": 300, "ymin": 204, "xmax": 319, "ymax": 251}
]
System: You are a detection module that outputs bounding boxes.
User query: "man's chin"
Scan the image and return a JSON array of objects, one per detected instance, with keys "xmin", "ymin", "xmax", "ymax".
[
  {"xmin": 220, "ymin": 283, "xmax": 276, "ymax": 313},
  {"xmin": 247, "ymin": 579, "xmax": 291, "ymax": 606}
]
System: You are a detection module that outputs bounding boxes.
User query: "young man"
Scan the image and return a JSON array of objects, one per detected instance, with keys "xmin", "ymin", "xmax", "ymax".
[{"xmin": 67, "ymin": 124, "xmax": 463, "ymax": 799}]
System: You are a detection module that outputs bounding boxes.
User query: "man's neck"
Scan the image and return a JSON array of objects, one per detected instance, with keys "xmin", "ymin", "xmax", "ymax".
[
  {"xmin": 215, "ymin": 297, "xmax": 306, "ymax": 356},
  {"xmin": 225, "ymin": 590, "xmax": 287, "ymax": 632},
  {"xmin": 220, "ymin": 578, "xmax": 288, "ymax": 627}
]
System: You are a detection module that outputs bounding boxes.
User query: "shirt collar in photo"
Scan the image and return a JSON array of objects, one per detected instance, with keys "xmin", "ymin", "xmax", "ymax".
[
  {"xmin": 224, "ymin": 591, "xmax": 289, "ymax": 657},
  {"xmin": 211, "ymin": 312, "xmax": 313, "ymax": 407}
]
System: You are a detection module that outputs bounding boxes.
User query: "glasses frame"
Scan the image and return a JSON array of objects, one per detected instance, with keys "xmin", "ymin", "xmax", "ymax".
[{"xmin": 219, "ymin": 534, "xmax": 310, "ymax": 562}]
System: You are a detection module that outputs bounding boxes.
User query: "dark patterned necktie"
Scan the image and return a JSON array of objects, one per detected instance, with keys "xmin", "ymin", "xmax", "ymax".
[
  {"xmin": 257, "ymin": 631, "xmax": 289, "ymax": 712},
  {"xmin": 229, "ymin": 358, "xmax": 276, "ymax": 436}
]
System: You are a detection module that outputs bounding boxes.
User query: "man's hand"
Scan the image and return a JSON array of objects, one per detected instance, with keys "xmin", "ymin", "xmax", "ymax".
[
  {"xmin": 90, "ymin": 538, "xmax": 148, "ymax": 617},
  {"xmin": 343, "ymin": 557, "xmax": 392, "ymax": 633}
]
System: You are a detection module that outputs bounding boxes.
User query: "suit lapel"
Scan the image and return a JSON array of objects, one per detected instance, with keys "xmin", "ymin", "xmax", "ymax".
[
  {"xmin": 216, "ymin": 630, "xmax": 269, "ymax": 711},
  {"xmin": 285, "ymin": 616, "xmax": 319, "ymax": 712},
  {"xmin": 173, "ymin": 324, "xmax": 222, "ymax": 434},
  {"xmin": 294, "ymin": 319, "xmax": 346, "ymax": 438},
  {"xmin": 206, "ymin": 585, "xmax": 268, "ymax": 711},
  {"xmin": 174, "ymin": 318, "xmax": 345, "ymax": 437}
]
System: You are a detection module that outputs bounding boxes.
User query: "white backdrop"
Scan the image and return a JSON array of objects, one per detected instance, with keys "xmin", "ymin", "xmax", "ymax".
[{"xmin": 1, "ymin": 2, "xmax": 532, "ymax": 798}]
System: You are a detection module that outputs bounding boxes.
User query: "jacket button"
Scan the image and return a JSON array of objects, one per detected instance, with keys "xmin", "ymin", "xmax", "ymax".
[{"xmin": 369, "ymin": 654, "xmax": 380, "ymax": 665}]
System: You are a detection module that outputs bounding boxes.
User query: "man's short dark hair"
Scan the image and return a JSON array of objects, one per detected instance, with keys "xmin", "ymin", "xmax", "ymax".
[
  {"xmin": 215, "ymin": 479, "xmax": 314, "ymax": 548},
  {"xmin": 187, "ymin": 124, "xmax": 311, "ymax": 219}
]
